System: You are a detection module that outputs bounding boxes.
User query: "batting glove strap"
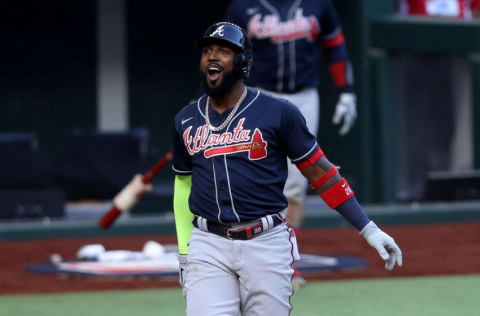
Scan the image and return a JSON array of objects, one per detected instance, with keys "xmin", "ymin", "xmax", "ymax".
[
  {"xmin": 178, "ymin": 254, "xmax": 188, "ymax": 298},
  {"xmin": 360, "ymin": 221, "xmax": 403, "ymax": 271},
  {"xmin": 359, "ymin": 220, "xmax": 380, "ymax": 239},
  {"xmin": 178, "ymin": 253, "xmax": 188, "ymax": 264}
]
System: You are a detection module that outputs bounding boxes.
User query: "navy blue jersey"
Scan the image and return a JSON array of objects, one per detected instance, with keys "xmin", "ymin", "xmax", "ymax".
[
  {"xmin": 226, "ymin": 0, "xmax": 353, "ymax": 93},
  {"xmin": 172, "ymin": 88, "xmax": 319, "ymax": 223}
]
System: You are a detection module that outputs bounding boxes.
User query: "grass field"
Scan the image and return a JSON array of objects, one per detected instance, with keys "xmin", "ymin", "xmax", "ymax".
[{"xmin": 2, "ymin": 274, "xmax": 479, "ymax": 316}]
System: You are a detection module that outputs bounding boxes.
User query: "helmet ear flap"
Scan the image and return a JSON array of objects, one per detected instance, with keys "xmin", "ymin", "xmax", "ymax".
[{"xmin": 234, "ymin": 53, "xmax": 252, "ymax": 78}]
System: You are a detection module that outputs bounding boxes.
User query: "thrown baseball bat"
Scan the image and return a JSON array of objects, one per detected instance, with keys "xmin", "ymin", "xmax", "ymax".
[{"xmin": 98, "ymin": 148, "xmax": 173, "ymax": 229}]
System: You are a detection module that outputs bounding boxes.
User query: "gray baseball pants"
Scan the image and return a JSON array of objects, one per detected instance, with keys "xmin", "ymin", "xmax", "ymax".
[{"xmin": 185, "ymin": 223, "xmax": 299, "ymax": 316}]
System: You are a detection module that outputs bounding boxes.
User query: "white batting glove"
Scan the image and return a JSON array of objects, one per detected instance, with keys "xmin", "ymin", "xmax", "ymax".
[
  {"xmin": 332, "ymin": 92, "xmax": 357, "ymax": 136},
  {"xmin": 360, "ymin": 221, "xmax": 403, "ymax": 270},
  {"xmin": 178, "ymin": 254, "xmax": 188, "ymax": 298}
]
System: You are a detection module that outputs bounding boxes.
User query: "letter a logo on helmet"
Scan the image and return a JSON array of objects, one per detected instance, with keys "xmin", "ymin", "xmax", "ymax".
[
  {"xmin": 196, "ymin": 22, "xmax": 253, "ymax": 78},
  {"xmin": 210, "ymin": 25, "xmax": 225, "ymax": 37}
]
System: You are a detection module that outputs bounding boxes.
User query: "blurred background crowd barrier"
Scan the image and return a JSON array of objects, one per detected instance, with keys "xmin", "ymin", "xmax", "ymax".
[{"xmin": 1, "ymin": 0, "xmax": 479, "ymax": 222}]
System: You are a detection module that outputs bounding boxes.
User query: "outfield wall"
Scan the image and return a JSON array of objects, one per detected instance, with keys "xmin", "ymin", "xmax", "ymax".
[{"xmin": 2, "ymin": 198, "xmax": 480, "ymax": 241}]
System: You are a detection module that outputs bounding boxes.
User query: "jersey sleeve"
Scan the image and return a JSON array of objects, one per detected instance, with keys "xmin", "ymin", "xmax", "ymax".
[
  {"xmin": 171, "ymin": 119, "xmax": 192, "ymax": 175},
  {"xmin": 278, "ymin": 101, "xmax": 320, "ymax": 164}
]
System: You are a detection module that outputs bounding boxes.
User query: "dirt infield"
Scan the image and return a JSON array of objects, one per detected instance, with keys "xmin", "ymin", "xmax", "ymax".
[{"xmin": 1, "ymin": 222, "xmax": 480, "ymax": 295}]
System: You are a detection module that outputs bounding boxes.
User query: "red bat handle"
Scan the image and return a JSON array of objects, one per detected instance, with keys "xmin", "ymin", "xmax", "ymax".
[
  {"xmin": 142, "ymin": 148, "xmax": 173, "ymax": 184},
  {"xmin": 98, "ymin": 206, "xmax": 121, "ymax": 229},
  {"xmin": 98, "ymin": 147, "xmax": 173, "ymax": 229}
]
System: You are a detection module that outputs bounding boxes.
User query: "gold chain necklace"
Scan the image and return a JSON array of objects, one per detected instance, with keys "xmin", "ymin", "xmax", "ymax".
[{"xmin": 205, "ymin": 87, "xmax": 247, "ymax": 132}]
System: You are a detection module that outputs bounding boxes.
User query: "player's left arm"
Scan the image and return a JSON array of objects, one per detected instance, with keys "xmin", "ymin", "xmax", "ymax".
[
  {"xmin": 296, "ymin": 148, "xmax": 403, "ymax": 270},
  {"xmin": 321, "ymin": 0, "xmax": 357, "ymax": 136},
  {"xmin": 280, "ymin": 96, "xmax": 400, "ymax": 269}
]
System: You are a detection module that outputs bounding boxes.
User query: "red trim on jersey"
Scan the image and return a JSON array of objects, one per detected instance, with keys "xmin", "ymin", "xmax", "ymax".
[
  {"xmin": 322, "ymin": 32, "xmax": 345, "ymax": 48},
  {"xmin": 311, "ymin": 167, "xmax": 338, "ymax": 190},
  {"xmin": 296, "ymin": 148, "xmax": 324, "ymax": 170},
  {"xmin": 329, "ymin": 61, "xmax": 348, "ymax": 87},
  {"xmin": 320, "ymin": 178, "xmax": 354, "ymax": 209}
]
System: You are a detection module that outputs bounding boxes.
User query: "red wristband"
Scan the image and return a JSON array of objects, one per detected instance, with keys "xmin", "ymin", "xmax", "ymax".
[{"xmin": 320, "ymin": 178, "xmax": 354, "ymax": 209}]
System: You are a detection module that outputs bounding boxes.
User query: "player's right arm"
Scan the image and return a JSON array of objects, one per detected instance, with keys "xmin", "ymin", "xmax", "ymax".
[
  {"xmin": 172, "ymin": 113, "xmax": 195, "ymax": 298},
  {"xmin": 173, "ymin": 174, "xmax": 192, "ymax": 298},
  {"xmin": 173, "ymin": 174, "xmax": 194, "ymax": 255},
  {"xmin": 171, "ymin": 112, "xmax": 195, "ymax": 255}
]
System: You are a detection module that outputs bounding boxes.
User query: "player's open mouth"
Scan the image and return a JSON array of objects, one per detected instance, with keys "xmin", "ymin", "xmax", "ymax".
[{"xmin": 207, "ymin": 64, "xmax": 223, "ymax": 83}]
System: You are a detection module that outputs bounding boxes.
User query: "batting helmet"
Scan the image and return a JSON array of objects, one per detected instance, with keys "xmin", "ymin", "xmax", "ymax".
[{"xmin": 196, "ymin": 22, "xmax": 253, "ymax": 78}]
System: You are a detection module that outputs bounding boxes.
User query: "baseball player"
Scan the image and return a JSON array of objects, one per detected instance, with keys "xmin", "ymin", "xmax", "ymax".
[
  {"xmin": 169, "ymin": 22, "xmax": 402, "ymax": 316},
  {"xmin": 224, "ymin": 0, "xmax": 358, "ymax": 285}
]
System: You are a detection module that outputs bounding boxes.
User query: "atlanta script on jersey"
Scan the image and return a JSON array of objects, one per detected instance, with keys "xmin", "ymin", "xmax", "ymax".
[{"xmin": 172, "ymin": 89, "xmax": 320, "ymax": 223}]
